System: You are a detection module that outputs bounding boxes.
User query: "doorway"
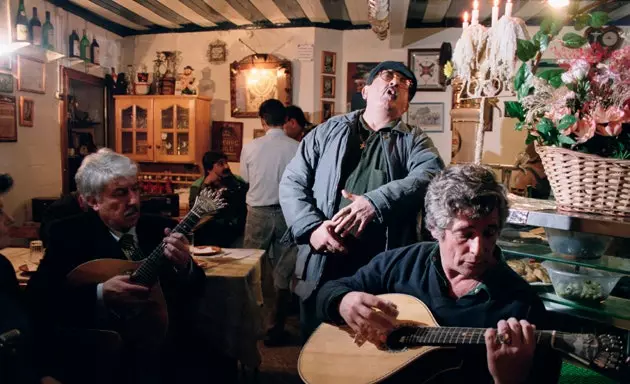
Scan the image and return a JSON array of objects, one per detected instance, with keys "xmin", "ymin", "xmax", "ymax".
[{"xmin": 60, "ymin": 67, "xmax": 112, "ymax": 194}]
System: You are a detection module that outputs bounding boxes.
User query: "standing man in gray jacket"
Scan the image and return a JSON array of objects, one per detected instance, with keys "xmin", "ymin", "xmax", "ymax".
[{"xmin": 279, "ymin": 61, "xmax": 445, "ymax": 339}]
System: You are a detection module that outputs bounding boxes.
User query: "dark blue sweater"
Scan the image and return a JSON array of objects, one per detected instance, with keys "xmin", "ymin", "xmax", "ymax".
[{"xmin": 316, "ymin": 242, "xmax": 561, "ymax": 383}]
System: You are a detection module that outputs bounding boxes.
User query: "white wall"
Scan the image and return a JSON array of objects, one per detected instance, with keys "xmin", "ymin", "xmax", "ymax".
[{"xmin": 0, "ymin": 0, "xmax": 122, "ymax": 224}]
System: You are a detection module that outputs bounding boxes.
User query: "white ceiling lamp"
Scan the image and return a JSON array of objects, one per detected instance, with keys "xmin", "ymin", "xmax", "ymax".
[
  {"xmin": 548, "ymin": 0, "xmax": 570, "ymax": 8},
  {"xmin": 368, "ymin": 0, "xmax": 389, "ymax": 40}
]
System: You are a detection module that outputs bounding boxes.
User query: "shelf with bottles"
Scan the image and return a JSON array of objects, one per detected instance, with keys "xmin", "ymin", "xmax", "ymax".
[
  {"xmin": 67, "ymin": 29, "xmax": 101, "ymax": 68},
  {"xmin": 13, "ymin": 1, "xmax": 62, "ymax": 62}
]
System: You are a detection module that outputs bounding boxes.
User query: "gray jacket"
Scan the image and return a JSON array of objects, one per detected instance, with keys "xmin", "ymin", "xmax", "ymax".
[{"xmin": 279, "ymin": 110, "xmax": 445, "ymax": 299}]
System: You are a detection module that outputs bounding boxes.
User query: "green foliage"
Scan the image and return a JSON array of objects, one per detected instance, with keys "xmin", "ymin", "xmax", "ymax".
[
  {"xmin": 514, "ymin": 63, "xmax": 527, "ymax": 90},
  {"xmin": 574, "ymin": 14, "xmax": 590, "ymax": 31},
  {"xmin": 536, "ymin": 118, "xmax": 554, "ymax": 136},
  {"xmin": 533, "ymin": 31, "xmax": 550, "ymax": 52},
  {"xmin": 557, "ymin": 114, "xmax": 577, "ymax": 132},
  {"xmin": 562, "ymin": 32, "xmax": 587, "ymax": 48},
  {"xmin": 536, "ymin": 68, "xmax": 566, "ymax": 88},
  {"xmin": 505, "ymin": 101, "xmax": 525, "ymax": 122},
  {"xmin": 589, "ymin": 11, "xmax": 609, "ymax": 29},
  {"xmin": 516, "ymin": 39, "xmax": 538, "ymax": 62}
]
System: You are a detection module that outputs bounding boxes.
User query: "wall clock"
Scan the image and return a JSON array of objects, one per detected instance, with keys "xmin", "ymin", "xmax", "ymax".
[
  {"xmin": 207, "ymin": 40, "xmax": 227, "ymax": 65},
  {"xmin": 584, "ymin": 26, "xmax": 623, "ymax": 51}
]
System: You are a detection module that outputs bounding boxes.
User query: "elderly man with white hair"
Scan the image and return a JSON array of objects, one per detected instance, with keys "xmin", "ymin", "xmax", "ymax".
[{"xmin": 27, "ymin": 149, "xmax": 235, "ymax": 384}]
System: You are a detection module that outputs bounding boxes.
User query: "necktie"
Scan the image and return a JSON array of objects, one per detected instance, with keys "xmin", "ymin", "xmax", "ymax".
[{"xmin": 119, "ymin": 233, "xmax": 145, "ymax": 261}]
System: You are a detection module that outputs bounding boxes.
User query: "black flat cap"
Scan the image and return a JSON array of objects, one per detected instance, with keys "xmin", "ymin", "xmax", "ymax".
[{"xmin": 366, "ymin": 61, "xmax": 417, "ymax": 101}]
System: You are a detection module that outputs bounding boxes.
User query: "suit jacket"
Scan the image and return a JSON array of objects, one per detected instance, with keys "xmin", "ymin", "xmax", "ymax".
[{"xmin": 26, "ymin": 211, "xmax": 205, "ymax": 333}]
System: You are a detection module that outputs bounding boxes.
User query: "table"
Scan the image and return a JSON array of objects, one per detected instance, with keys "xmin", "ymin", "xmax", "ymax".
[
  {"xmin": 193, "ymin": 248, "xmax": 265, "ymax": 368},
  {"xmin": 1, "ymin": 247, "xmax": 265, "ymax": 368}
]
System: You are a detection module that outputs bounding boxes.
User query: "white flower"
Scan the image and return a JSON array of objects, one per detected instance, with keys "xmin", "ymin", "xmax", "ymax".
[
  {"xmin": 570, "ymin": 59, "xmax": 590, "ymax": 80},
  {"xmin": 562, "ymin": 71, "xmax": 576, "ymax": 84}
]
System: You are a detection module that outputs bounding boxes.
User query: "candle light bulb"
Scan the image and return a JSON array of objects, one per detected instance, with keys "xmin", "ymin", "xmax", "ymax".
[
  {"xmin": 463, "ymin": 11, "xmax": 469, "ymax": 28},
  {"xmin": 473, "ymin": 0, "xmax": 478, "ymax": 10},
  {"xmin": 492, "ymin": 0, "xmax": 500, "ymax": 27},
  {"xmin": 471, "ymin": 0, "xmax": 480, "ymax": 25},
  {"xmin": 505, "ymin": 0, "xmax": 513, "ymax": 18}
]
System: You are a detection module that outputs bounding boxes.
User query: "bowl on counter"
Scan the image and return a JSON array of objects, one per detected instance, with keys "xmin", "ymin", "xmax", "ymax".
[
  {"xmin": 541, "ymin": 261, "xmax": 622, "ymax": 304},
  {"xmin": 544, "ymin": 228, "xmax": 613, "ymax": 260}
]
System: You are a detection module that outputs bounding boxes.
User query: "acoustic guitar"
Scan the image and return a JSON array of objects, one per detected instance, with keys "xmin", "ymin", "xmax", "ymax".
[
  {"xmin": 65, "ymin": 189, "xmax": 224, "ymax": 346},
  {"xmin": 299, "ymin": 293, "xmax": 628, "ymax": 384}
]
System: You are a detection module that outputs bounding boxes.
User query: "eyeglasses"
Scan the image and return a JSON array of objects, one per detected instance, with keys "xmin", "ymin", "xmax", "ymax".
[{"xmin": 378, "ymin": 70, "xmax": 413, "ymax": 89}]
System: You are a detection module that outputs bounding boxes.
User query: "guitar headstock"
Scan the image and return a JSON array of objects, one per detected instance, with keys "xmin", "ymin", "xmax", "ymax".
[
  {"xmin": 553, "ymin": 333, "xmax": 627, "ymax": 380},
  {"xmin": 192, "ymin": 188, "xmax": 226, "ymax": 216}
]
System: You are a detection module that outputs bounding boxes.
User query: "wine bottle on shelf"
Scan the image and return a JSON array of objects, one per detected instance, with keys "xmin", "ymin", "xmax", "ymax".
[
  {"xmin": 15, "ymin": 0, "xmax": 29, "ymax": 42},
  {"xmin": 29, "ymin": 7, "xmax": 42, "ymax": 46},
  {"xmin": 42, "ymin": 11, "xmax": 54, "ymax": 50},
  {"xmin": 79, "ymin": 29, "xmax": 89, "ymax": 61},
  {"xmin": 69, "ymin": 29, "xmax": 80, "ymax": 58},
  {"xmin": 90, "ymin": 37, "xmax": 99, "ymax": 65}
]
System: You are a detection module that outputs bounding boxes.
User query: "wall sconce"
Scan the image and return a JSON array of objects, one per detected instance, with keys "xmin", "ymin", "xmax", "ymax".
[{"xmin": 230, "ymin": 53, "xmax": 292, "ymax": 118}]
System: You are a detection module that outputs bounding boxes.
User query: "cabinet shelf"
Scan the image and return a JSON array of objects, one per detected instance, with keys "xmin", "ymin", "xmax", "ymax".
[
  {"xmin": 539, "ymin": 292, "xmax": 630, "ymax": 330},
  {"xmin": 507, "ymin": 195, "xmax": 630, "ymax": 239},
  {"xmin": 500, "ymin": 241, "xmax": 630, "ymax": 275}
]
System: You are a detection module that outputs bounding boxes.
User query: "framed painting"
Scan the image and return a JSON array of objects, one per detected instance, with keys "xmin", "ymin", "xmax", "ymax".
[
  {"xmin": 322, "ymin": 51, "xmax": 336, "ymax": 75},
  {"xmin": 17, "ymin": 56, "xmax": 45, "ymax": 94},
  {"xmin": 253, "ymin": 129, "xmax": 265, "ymax": 138},
  {"xmin": 407, "ymin": 102, "xmax": 444, "ymax": 132},
  {"xmin": 0, "ymin": 95, "xmax": 17, "ymax": 142},
  {"xmin": 19, "ymin": 96, "xmax": 34, "ymax": 127},
  {"xmin": 0, "ymin": 73, "xmax": 13, "ymax": 93},
  {"xmin": 230, "ymin": 54, "xmax": 292, "ymax": 118},
  {"xmin": 211, "ymin": 121, "xmax": 243, "ymax": 162},
  {"xmin": 321, "ymin": 101, "xmax": 334, "ymax": 123},
  {"xmin": 408, "ymin": 49, "xmax": 446, "ymax": 91},
  {"xmin": 321, "ymin": 75, "xmax": 335, "ymax": 98},
  {"xmin": 346, "ymin": 62, "xmax": 379, "ymax": 112}
]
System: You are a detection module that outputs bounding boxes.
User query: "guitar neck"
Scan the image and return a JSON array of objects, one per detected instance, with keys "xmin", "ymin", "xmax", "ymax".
[
  {"xmin": 400, "ymin": 327, "xmax": 557, "ymax": 348},
  {"xmin": 130, "ymin": 208, "xmax": 204, "ymax": 286}
]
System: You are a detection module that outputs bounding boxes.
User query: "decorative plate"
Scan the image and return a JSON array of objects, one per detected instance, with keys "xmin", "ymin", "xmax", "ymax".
[{"xmin": 190, "ymin": 245, "xmax": 222, "ymax": 256}]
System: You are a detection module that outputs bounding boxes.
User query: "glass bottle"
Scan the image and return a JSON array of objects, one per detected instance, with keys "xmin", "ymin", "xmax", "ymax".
[
  {"xmin": 29, "ymin": 7, "xmax": 41, "ymax": 46},
  {"xmin": 69, "ymin": 29, "xmax": 80, "ymax": 58},
  {"xmin": 79, "ymin": 29, "xmax": 89, "ymax": 61},
  {"xmin": 15, "ymin": 0, "xmax": 29, "ymax": 42},
  {"xmin": 90, "ymin": 37, "xmax": 99, "ymax": 65},
  {"xmin": 42, "ymin": 11, "xmax": 54, "ymax": 50}
]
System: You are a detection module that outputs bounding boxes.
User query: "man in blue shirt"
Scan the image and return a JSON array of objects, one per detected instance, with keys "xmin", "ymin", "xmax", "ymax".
[{"xmin": 317, "ymin": 164, "xmax": 562, "ymax": 383}]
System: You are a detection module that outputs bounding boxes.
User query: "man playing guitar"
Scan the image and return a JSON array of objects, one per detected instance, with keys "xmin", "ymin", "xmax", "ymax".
[{"xmin": 316, "ymin": 164, "xmax": 562, "ymax": 383}]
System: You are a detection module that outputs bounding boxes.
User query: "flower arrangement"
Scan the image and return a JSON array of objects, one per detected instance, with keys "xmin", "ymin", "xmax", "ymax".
[{"xmin": 504, "ymin": 11, "xmax": 630, "ymax": 159}]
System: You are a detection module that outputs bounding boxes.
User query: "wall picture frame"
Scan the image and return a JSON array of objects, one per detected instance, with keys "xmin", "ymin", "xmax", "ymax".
[
  {"xmin": 253, "ymin": 129, "xmax": 265, "ymax": 139},
  {"xmin": 19, "ymin": 96, "xmax": 33, "ymax": 127},
  {"xmin": 17, "ymin": 56, "xmax": 45, "ymax": 94},
  {"xmin": 321, "ymin": 75, "xmax": 335, "ymax": 98},
  {"xmin": 321, "ymin": 101, "xmax": 334, "ymax": 123},
  {"xmin": 346, "ymin": 62, "xmax": 379, "ymax": 112},
  {"xmin": 408, "ymin": 49, "xmax": 446, "ymax": 92},
  {"xmin": 322, "ymin": 51, "xmax": 336, "ymax": 75},
  {"xmin": 407, "ymin": 102, "xmax": 444, "ymax": 132},
  {"xmin": 0, "ymin": 73, "xmax": 13, "ymax": 93},
  {"xmin": 211, "ymin": 121, "xmax": 243, "ymax": 162},
  {"xmin": 0, "ymin": 95, "xmax": 17, "ymax": 142}
]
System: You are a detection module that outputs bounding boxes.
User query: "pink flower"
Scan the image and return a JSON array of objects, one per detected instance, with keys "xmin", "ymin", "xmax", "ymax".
[
  {"xmin": 546, "ymin": 106, "xmax": 572, "ymax": 123},
  {"xmin": 573, "ymin": 115, "xmax": 597, "ymax": 143},
  {"xmin": 593, "ymin": 105, "xmax": 627, "ymax": 137}
]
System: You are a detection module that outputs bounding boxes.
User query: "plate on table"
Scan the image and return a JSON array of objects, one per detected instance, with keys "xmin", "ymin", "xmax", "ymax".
[{"xmin": 190, "ymin": 245, "xmax": 222, "ymax": 257}]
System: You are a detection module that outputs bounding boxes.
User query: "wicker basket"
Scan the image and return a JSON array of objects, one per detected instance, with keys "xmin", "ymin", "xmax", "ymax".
[{"xmin": 536, "ymin": 145, "xmax": 630, "ymax": 217}]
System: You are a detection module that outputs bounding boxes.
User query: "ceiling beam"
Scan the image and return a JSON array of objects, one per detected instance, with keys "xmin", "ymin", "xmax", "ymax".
[{"xmin": 390, "ymin": 0, "xmax": 410, "ymax": 48}]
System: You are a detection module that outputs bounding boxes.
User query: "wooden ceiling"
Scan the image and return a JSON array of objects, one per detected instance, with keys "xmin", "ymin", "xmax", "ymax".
[{"xmin": 46, "ymin": 0, "xmax": 630, "ymax": 37}]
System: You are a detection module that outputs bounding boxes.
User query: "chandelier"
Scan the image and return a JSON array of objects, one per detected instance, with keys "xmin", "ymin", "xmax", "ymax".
[{"xmin": 368, "ymin": 0, "xmax": 389, "ymax": 40}]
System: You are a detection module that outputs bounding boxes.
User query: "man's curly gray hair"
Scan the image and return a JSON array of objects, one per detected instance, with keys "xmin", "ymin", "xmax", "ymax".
[{"xmin": 424, "ymin": 164, "xmax": 509, "ymax": 239}]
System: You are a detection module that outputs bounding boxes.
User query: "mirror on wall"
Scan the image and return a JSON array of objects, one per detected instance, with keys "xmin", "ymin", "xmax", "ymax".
[{"xmin": 230, "ymin": 54, "xmax": 292, "ymax": 118}]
